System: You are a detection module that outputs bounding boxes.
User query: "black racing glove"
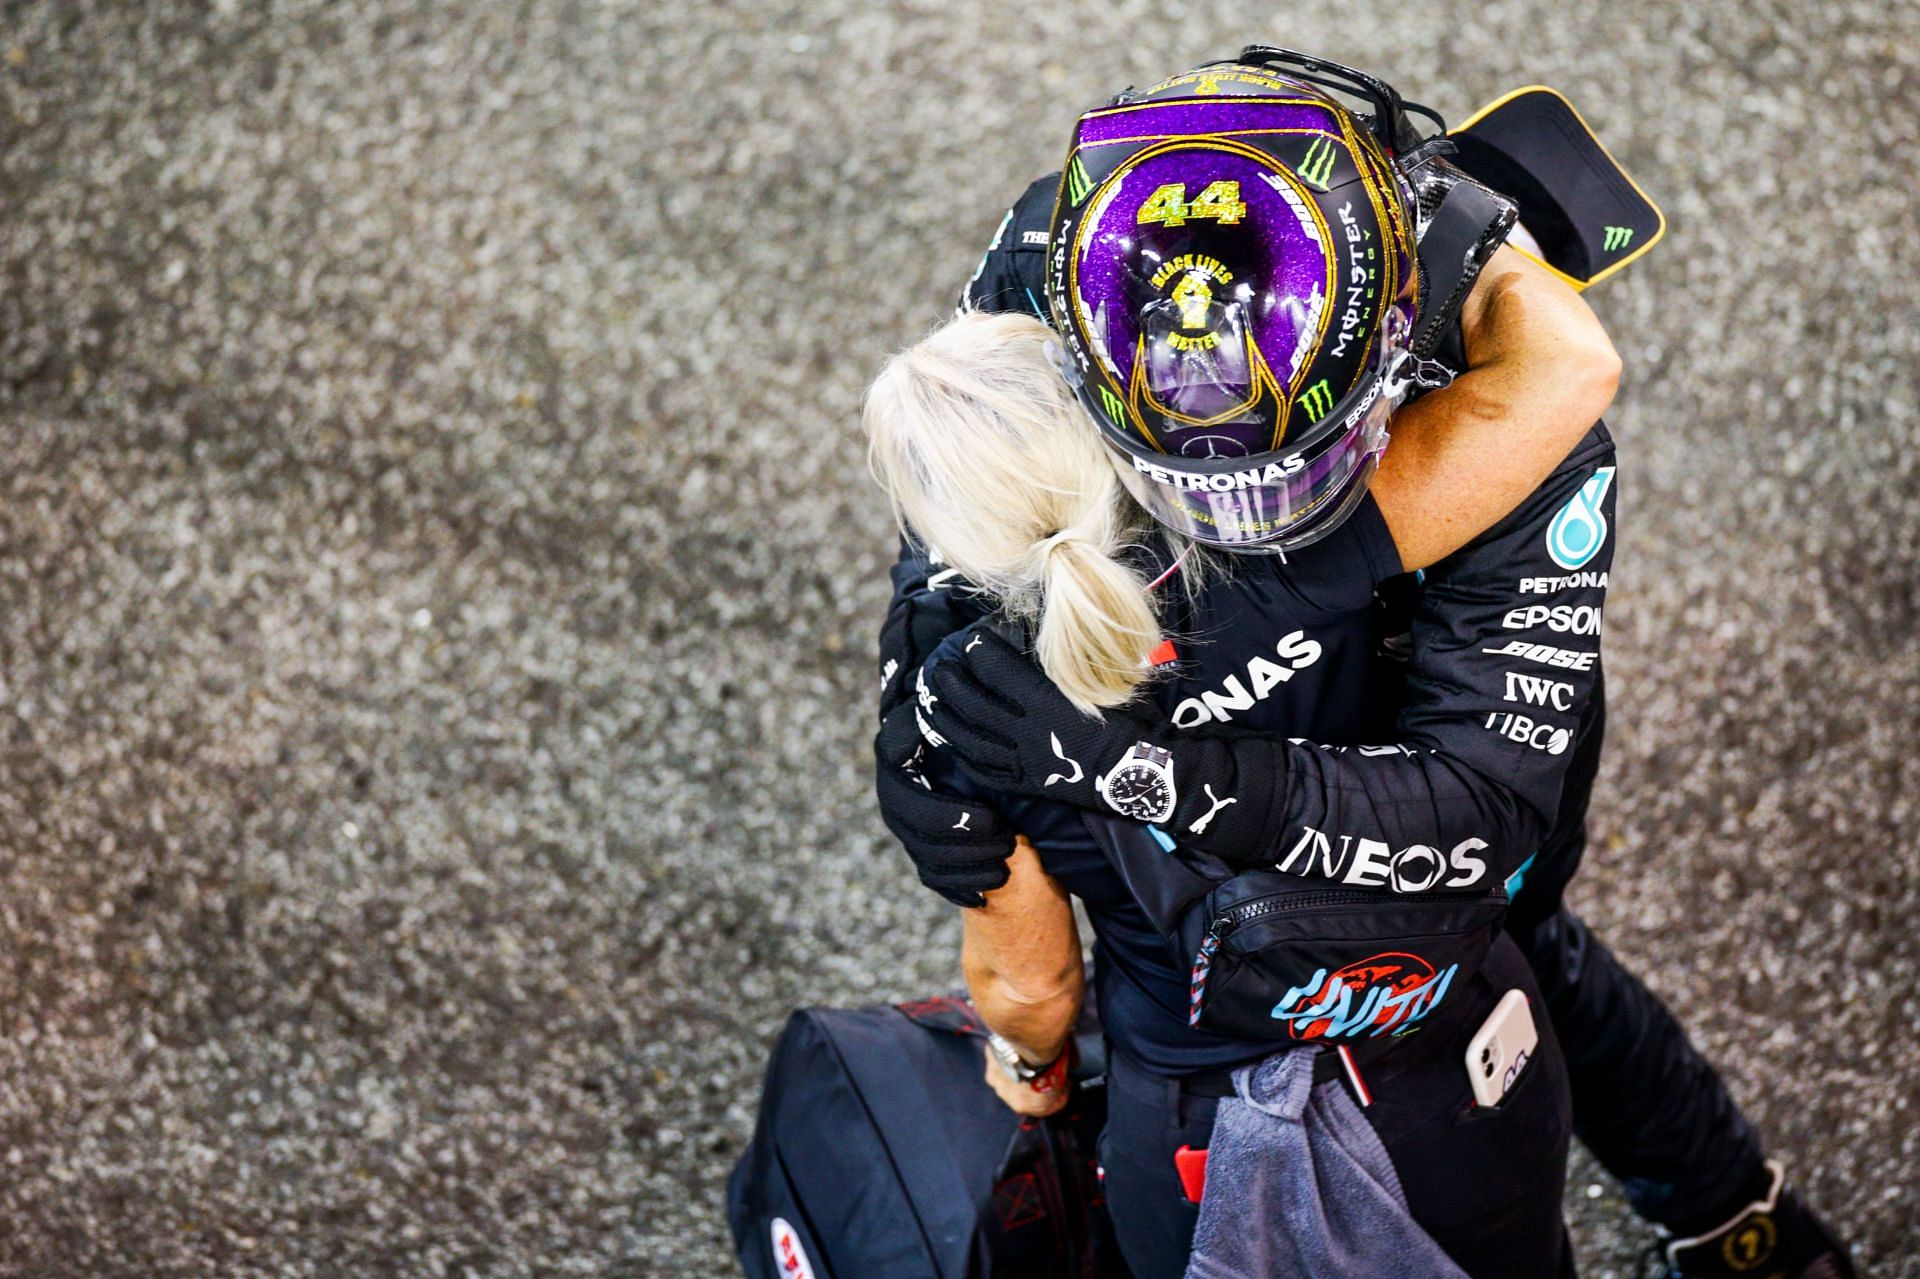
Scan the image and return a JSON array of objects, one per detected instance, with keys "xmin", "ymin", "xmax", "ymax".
[
  {"xmin": 874, "ymin": 698, "xmax": 1016, "ymax": 907},
  {"xmin": 874, "ymin": 567, "xmax": 1018, "ymax": 907},
  {"xmin": 920, "ymin": 622, "xmax": 1295, "ymax": 869},
  {"xmin": 877, "ymin": 554, "xmax": 978, "ymax": 719}
]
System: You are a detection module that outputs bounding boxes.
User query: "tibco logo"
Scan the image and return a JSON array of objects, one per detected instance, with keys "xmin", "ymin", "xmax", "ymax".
[
  {"xmin": 770, "ymin": 1219, "xmax": 817, "ymax": 1279},
  {"xmin": 1170, "ymin": 630, "xmax": 1323, "ymax": 726},
  {"xmin": 1485, "ymin": 712, "xmax": 1572, "ymax": 756}
]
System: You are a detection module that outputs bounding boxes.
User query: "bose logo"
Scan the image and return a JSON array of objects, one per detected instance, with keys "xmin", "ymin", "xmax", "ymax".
[{"xmin": 1482, "ymin": 640, "xmax": 1597, "ymax": 672}]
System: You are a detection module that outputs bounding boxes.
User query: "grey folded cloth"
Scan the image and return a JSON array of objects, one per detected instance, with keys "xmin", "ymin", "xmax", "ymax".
[{"xmin": 1184, "ymin": 1050, "xmax": 1469, "ymax": 1279}]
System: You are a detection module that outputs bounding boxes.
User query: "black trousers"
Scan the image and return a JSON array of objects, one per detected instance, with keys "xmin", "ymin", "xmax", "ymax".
[
  {"xmin": 1510, "ymin": 906, "xmax": 1766, "ymax": 1232},
  {"xmin": 1508, "ymin": 677, "xmax": 1768, "ymax": 1233},
  {"xmin": 1497, "ymin": 672, "xmax": 1766, "ymax": 1229},
  {"xmin": 1101, "ymin": 935, "xmax": 1577, "ymax": 1279}
]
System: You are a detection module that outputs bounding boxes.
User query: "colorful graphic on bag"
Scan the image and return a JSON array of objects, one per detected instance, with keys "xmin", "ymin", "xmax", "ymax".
[
  {"xmin": 1270, "ymin": 952, "xmax": 1458, "ymax": 1040},
  {"xmin": 1544, "ymin": 465, "xmax": 1615, "ymax": 570},
  {"xmin": 769, "ymin": 1218, "xmax": 817, "ymax": 1279}
]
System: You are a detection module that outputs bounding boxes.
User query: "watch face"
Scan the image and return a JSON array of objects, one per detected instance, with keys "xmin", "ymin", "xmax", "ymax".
[{"xmin": 1104, "ymin": 764, "xmax": 1175, "ymax": 822}]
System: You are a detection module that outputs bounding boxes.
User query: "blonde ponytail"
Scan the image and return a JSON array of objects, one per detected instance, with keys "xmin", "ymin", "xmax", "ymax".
[{"xmin": 864, "ymin": 310, "xmax": 1161, "ymax": 713}]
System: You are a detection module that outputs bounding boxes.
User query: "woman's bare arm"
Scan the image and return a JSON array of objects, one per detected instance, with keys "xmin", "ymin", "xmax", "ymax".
[
  {"xmin": 961, "ymin": 836, "xmax": 1083, "ymax": 1116},
  {"xmin": 1371, "ymin": 246, "xmax": 1623, "ymax": 570}
]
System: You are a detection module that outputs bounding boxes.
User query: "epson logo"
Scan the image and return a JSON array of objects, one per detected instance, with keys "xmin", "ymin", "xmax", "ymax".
[
  {"xmin": 1171, "ymin": 630, "xmax": 1324, "ymax": 727},
  {"xmin": 1501, "ymin": 604, "xmax": 1603, "ymax": 636},
  {"xmin": 1134, "ymin": 453, "xmax": 1306, "ymax": 493},
  {"xmin": 1278, "ymin": 828, "xmax": 1491, "ymax": 892},
  {"xmin": 1340, "ymin": 376, "xmax": 1383, "ymax": 429}
]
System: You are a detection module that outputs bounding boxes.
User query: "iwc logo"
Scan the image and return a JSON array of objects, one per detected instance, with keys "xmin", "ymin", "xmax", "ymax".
[
  {"xmin": 1721, "ymin": 1213, "xmax": 1777, "ymax": 1272},
  {"xmin": 1096, "ymin": 742, "xmax": 1178, "ymax": 824}
]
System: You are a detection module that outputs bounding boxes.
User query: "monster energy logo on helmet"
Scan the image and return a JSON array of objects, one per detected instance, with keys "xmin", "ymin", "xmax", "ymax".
[
  {"xmin": 1602, "ymin": 225, "xmax": 1634, "ymax": 251},
  {"xmin": 1296, "ymin": 379, "xmax": 1334, "ymax": 423},
  {"xmin": 1298, "ymin": 136, "xmax": 1337, "ymax": 191},
  {"xmin": 1065, "ymin": 155, "xmax": 1094, "ymax": 206}
]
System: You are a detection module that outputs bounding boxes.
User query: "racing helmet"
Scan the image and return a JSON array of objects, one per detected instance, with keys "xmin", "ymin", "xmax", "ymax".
[{"xmin": 1045, "ymin": 49, "xmax": 1425, "ymax": 552}]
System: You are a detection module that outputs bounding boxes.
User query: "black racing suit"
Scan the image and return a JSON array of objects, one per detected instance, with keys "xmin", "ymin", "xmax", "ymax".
[
  {"xmin": 923, "ymin": 174, "xmax": 1767, "ymax": 1234},
  {"xmin": 911, "ymin": 489, "xmax": 1582, "ymax": 1277}
]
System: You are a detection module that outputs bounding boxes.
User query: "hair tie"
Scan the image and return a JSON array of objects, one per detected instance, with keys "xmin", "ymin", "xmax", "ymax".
[{"xmin": 1038, "ymin": 527, "xmax": 1080, "ymax": 556}]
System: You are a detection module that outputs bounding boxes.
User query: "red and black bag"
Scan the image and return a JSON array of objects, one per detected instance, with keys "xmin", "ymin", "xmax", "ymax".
[{"xmin": 727, "ymin": 995, "xmax": 1121, "ymax": 1279}]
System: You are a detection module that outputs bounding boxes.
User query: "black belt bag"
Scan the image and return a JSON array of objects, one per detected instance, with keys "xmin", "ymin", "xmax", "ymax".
[{"xmin": 1086, "ymin": 814, "xmax": 1508, "ymax": 1044}]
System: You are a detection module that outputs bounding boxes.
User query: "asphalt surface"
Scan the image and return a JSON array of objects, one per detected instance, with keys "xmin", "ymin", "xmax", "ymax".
[{"xmin": 0, "ymin": 1, "xmax": 1915, "ymax": 1275}]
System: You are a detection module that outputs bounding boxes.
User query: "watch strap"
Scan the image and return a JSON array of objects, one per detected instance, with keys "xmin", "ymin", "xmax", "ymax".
[{"xmin": 987, "ymin": 1031, "xmax": 1071, "ymax": 1093}]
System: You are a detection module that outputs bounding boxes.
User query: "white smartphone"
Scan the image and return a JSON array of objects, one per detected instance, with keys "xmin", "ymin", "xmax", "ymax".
[{"xmin": 1465, "ymin": 988, "xmax": 1539, "ymax": 1108}]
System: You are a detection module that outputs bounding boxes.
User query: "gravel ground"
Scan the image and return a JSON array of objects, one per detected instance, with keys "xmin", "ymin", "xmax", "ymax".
[{"xmin": 0, "ymin": 1, "xmax": 1915, "ymax": 1275}]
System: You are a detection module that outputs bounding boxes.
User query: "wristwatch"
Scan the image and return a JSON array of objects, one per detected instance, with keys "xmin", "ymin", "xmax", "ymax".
[
  {"xmin": 986, "ymin": 1031, "xmax": 1069, "ymax": 1095},
  {"xmin": 1096, "ymin": 742, "xmax": 1179, "ymax": 824}
]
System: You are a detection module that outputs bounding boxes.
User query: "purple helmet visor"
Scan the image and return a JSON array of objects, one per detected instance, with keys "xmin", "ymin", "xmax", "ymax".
[{"xmin": 1057, "ymin": 325, "xmax": 1409, "ymax": 550}]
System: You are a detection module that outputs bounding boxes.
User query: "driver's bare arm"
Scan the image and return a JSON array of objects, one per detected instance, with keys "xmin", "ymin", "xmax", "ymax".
[
  {"xmin": 961, "ymin": 836, "xmax": 1082, "ymax": 1110},
  {"xmin": 1370, "ymin": 246, "xmax": 1622, "ymax": 570}
]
